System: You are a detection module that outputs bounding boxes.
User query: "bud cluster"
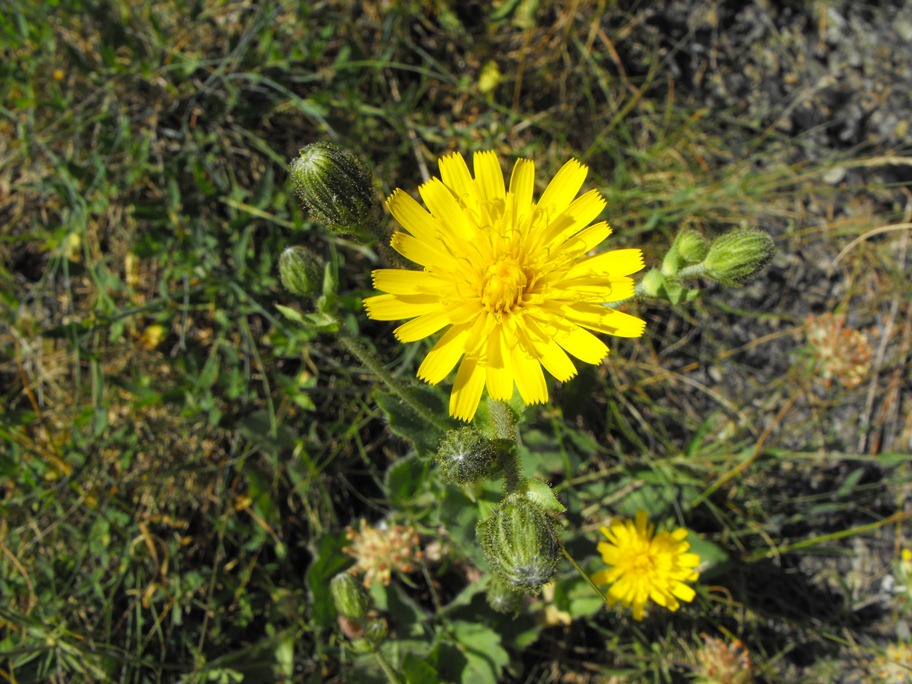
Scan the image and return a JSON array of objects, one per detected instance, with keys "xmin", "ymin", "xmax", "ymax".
[
  {"xmin": 330, "ymin": 572, "xmax": 390, "ymax": 654},
  {"xmin": 641, "ymin": 226, "xmax": 776, "ymax": 303}
]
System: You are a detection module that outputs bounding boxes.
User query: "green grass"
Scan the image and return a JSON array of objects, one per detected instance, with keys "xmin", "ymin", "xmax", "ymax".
[{"xmin": 2, "ymin": 0, "xmax": 911, "ymax": 682}]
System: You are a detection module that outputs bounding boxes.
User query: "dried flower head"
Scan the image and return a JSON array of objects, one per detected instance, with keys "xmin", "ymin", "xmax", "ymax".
[
  {"xmin": 869, "ymin": 641, "xmax": 912, "ymax": 684},
  {"xmin": 804, "ymin": 313, "xmax": 873, "ymax": 389},
  {"xmin": 591, "ymin": 510, "xmax": 700, "ymax": 621},
  {"xmin": 693, "ymin": 634, "xmax": 753, "ymax": 684},
  {"xmin": 343, "ymin": 518, "xmax": 423, "ymax": 588}
]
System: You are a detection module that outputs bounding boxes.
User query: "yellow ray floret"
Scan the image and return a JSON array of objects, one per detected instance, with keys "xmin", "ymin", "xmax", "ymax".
[{"xmin": 363, "ymin": 151, "xmax": 647, "ymax": 422}]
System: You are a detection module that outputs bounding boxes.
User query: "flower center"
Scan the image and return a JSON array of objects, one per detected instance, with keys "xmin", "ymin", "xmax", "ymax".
[
  {"xmin": 480, "ymin": 258, "xmax": 527, "ymax": 313},
  {"xmin": 629, "ymin": 550, "xmax": 656, "ymax": 576}
]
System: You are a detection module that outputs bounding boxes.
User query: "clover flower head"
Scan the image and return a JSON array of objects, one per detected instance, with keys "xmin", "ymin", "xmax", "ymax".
[
  {"xmin": 693, "ymin": 634, "xmax": 754, "ymax": 684},
  {"xmin": 363, "ymin": 151, "xmax": 646, "ymax": 421},
  {"xmin": 591, "ymin": 509, "xmax": 700, "ymax": 621},
  {"xmin": 343, "ymin": 518, "xmax": 423, "ymax": 588},
  {"xmin": 804, "ymin": 312, "xmax": 873, "ymax": 389}
]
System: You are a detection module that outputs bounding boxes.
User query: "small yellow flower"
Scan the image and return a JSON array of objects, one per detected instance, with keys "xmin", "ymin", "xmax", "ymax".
[
  {"xmin": 364, "ymin": 151, "xmax": 646, "ymax": 421},
  {"xmin": 591, "ymin": 509, "xmax": 700, "ymax": 621}
]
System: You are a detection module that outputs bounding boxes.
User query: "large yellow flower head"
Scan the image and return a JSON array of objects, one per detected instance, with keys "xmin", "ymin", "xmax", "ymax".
[
  {"xmin": 591, "ymin": 510, "xmax": 701, "ymax": 621},
  {"xmin": 363, "ymin": 151, "xmax": 646, "ymax": 422}
]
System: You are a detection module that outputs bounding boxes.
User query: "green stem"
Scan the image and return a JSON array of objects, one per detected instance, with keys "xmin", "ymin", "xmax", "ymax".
[
  {"xmin": 488, "ymin": 399, "xmax": 522, "ymax": 493},
  {"xmin": 561, "ymin": 545, "xmax": 607, "ymax": 603},
  {"xmin": 373, "ymin": 648, "xmax": 405, "ymax": 684},
  {"xmin": 337, "ymin": 328, "xmax": 452, "ymax": 434}
]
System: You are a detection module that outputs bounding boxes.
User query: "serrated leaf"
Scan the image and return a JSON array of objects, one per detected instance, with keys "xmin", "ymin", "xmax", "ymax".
[
  {"xmin": 386, "ymin": 455, "xmax": 430, "ymax": 508},
  {"xmin": 373, "ymin": 388, "xmax": 452, "ymax": 457}
]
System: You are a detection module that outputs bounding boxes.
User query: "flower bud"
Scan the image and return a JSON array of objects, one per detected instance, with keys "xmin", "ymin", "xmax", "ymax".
[
  {"xmin": 278, "ymin": 246, "xmax": 323, "ymax": 298},
  {"xmin": 703, "ymin": 228, "xmax": 775, "ymax": 287},
  {"xmin": 486, "ymin": 577, "xmax": 526, "ymax": 614},
  {"xmin": 289, "ymin": 142, "xmax": 379, "ymax": 234},
  {"xmin": 662, "ymin": 229, "xmax": 710, "ymax": 276},
  {"xmin": 364, "ymin": 618, "xmax": 388, "ymax": 646},
  {"xmin": 435, "ymin": 427, "xmax": 502, "ymax": 484},
  {"xmin": 476, "ymin": 495, "xmax": 561, "ymax": 595},
  {"xmin": 675, "ymin": 229, "xmax": 710, "ymax": 266},
  {"xmin": 330, "ymin": 572, "xmax": 371, "ymax": 620}
]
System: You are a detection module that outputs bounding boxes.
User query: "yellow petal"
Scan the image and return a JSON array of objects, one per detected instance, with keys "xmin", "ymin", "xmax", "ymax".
[
  {"xmin": 537, "ymin": 158, "xmax": 587, "ymax": 217},
  {"xmin": 418, "ymin": 324, "xmax": 472, "ymax": 384},
  {"xmin": 552, "ymin": 277, "xmax": 635, "ymax": 303},
  {"xmin": 386, "ymin": 189, "xmax": 437, "ymax": 242},
  {"xmin": 390, "ymin": 232, "xmax": 449, "ymax": 269},
  {"xmin": 543, "ymin": 189, "xmax": 606, "ymax": 245},
  {"xmin": 372, "ymin": 268, "xmax": 440, "ymax": 295},
  {"xmin": 559, "ymin": 220, "xmax": 613, "ymax": 257},
  {"xmin": 552, "ymin": 324, "xmax": 609, "ymax": 364},
  {"xmin": 523, "ymin": 316, "xmax": 578, "ymax": 381},
  {"xmin": 568, "ymin": 248, "xmax": 645, "ymax": 278},
  {"xmin": 363, "ymin": 293, "xmax": 441, "ymax": 321},
  {"xmin": 563, "ymin": 304, "xmax": 646, "ymax": 338},
  {"xmin": 485, "ymin": 324, "xmax": 514, "ymax": 401},
  {"xmin": 509, "ymin": 331, "xmax": 548, "ymax": 405},
  {"xmin": 473, "ymin": 151, "xmax": 505, "ymax": 216},
  {"xmin": 671, "ymin": 583, "xmax": 696, "ymax": 602},
  {"xmin": 439, "ymin": 152, "xmax": 479, "ymax": 216},
  {"xmin": 508, "ymin": 158, "xmax": 535, "ymax": 224},
  {"xmin": 419, "ymin": 177, "xmax": 473, "ymax": 241},
  {"xmin": 394, "ymin": 310, "xmax": 452, "ymax": 342},
  {"xmin": 450, "ymin": 355, "xmax": 486, "ymax": 421}
]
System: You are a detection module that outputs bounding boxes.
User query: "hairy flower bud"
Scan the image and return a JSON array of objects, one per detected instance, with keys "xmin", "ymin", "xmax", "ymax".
[
  {"xmin": 486, "ymin": 577, "xmax": 526, "ymax": 614},
  {"xmin": 278, "ymin": 246, "xmax": 323, "ymax": 298},
  {"xmin": 364, "ymin": 618, "xmax": 388, "ymax": 645},
  {"xmin": 435, "ymin": 427, "xmax": 502, "ymax": 484},
  {"xmin": 675, "ymin": 229, "xmax": 711, "ymax": 266},
  {"xmin": 330, "ymin": 572, "xmax": 371, "ymax": 620},
  {"xmin": 289, "ymin": 142, "xmax": 379, "ymax": 234},
  {"xmin": 476, "ymin": 495, "xmax": 561, "ymax": 595},
  {"xmin": 662, "ymin": 228, "xmax": 710, "ymax": 275},
  {"xmin": 703, "ymin": 228, "xmax": 775, "ymax": 286}
]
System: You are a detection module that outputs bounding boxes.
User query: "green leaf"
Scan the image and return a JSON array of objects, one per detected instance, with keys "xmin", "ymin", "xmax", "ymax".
[
  {"xmin": 373, "ymin": 387, "xmax": 451, "ymax": 457},
  {"xmin": 447, "ymin": 622, "xmax": 509, "ymax": 684},
  {"xmin": 553, "ymin": 572, "xmax": 604, "ymax": 620},
  {"xmin": 686, "ymin": 535, "xmax": 729, "ymax": 581},
  {"xmin": 386, "ymin": 455, "xmax": 431, "ymax": 509},
  {"xmin": 275, "ymin": 304, "xmax": 339, "ymax": 332},
  {"xmin": 518, "ymin": 479, "xmax": 565, "ymax": 514},
  {"xmin": 306, "ymin": 532, "xmax": 351, "ymax": 627},
  {"xmin": 402, "ymin": 651, "xmax": 440, "ymax": 684}
]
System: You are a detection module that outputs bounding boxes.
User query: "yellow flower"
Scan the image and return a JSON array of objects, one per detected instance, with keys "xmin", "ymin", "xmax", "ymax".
[
  {"xmin": 591, "ymin": 510, "xmax": 700, "ymax": 621},
  {"xmin": 363, "ymin": 151, "xmax": 646, "ymax": 421}
]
